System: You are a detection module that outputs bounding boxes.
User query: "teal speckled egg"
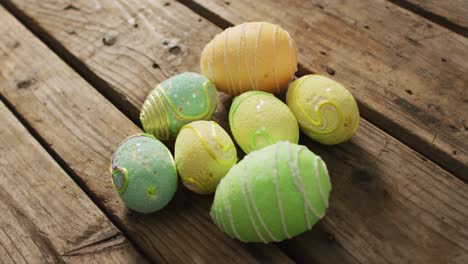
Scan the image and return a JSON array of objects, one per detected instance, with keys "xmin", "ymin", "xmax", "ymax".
[
  {"xmin": 211, "ymin": 141, "xmax": 331, "ymax": 243},
  {"xmin": 140, "ymin": 72, "xmax": 218, "ymax": 140},
  {"xmin": 110, "ymin": 134, "xmax": 178, "ymax": 213}
]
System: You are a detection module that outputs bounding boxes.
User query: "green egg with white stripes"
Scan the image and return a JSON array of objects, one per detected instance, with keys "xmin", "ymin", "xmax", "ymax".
[{"xmin": 210, "ymin": 141, "xmax": 331, "ymax": 243}]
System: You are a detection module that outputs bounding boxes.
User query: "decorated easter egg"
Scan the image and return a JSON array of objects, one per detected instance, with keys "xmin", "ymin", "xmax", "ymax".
[
  {"xmin": 286, "ymin": 75, "xmax": 360, "ymax": 145},
  {"xmin": 229, "ymin": 91, "xmax": 299, "ymax": 154},
  {"xmin": 200, "ymin": 22, "xmax": 298, "ymax": 95},
  {"xmin": 110, "ymin": 134, "xmax": 177, "ymax": 213},
  {"xmin": 175, "ymin": 121, "xmax": 237, "ymax": 194},
  {"xmin": 140, "ymin": 72, "xmax": 218, "ymax": 140},
  {"xmin": 210, "ymin": 141, "xmax": 331, "ymax": 243}
]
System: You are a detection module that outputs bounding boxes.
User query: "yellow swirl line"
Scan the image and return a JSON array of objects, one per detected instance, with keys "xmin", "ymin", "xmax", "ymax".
[
  {"xmin": 182, "ymin": 123, "xmax": 237, "ymax": 165},
  {"xmin": 293, "ymin": 76, "xmax": 342, "ymax": 134},
  {"xmin": 159, "ymin": 81, "xmax": 215, "ymax": 120},
  {"xmin": 184, "ymin": 176, "xmax": 208, "ymax": 194}
]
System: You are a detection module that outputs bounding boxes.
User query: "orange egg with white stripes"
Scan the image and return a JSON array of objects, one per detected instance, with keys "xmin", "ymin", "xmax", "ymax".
[{"xmin": 200, "ymin": 22, "xmax": 298, "ymax": 95}]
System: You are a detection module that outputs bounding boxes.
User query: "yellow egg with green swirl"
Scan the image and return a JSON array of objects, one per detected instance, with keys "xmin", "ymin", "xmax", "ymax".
[{"xmin": 286, "ymin": 75, "xmax": 360, "ymax": 145}]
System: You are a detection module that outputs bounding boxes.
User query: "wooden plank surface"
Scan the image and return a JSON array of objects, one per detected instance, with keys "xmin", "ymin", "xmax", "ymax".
[
  {"xmin": 2, "ymin": 1, "xmax": 467, "ymax": 263},
  {"xmin": 4, "ymin": 0, "xmax": 466, "ymax": 180},
  {"xmin": 399, "ymin": 0, "xmax": 468, "ymax": 29},
  {"xmin": 0, "ymin": 5, "xmax": 291, "ymax": 264},
  {"xmin": 282, "ymin": 123, "xmax": 468, "ymax": 263},
  {"xmin": 0, "ymin": 102, "xmax": 145, "ymax": 262},
  {"xmin": 5, "ymin": 0, "xmax": 222, "ymax": 120},
  {"xmin": 179, "ymin": 0, "xmax": 468, "ymax": 180}
]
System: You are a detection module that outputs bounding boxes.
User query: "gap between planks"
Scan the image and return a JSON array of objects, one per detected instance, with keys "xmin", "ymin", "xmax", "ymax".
[
  {"xmin": 0, "ymin": 64, "xmax": 154, "ymax": 264},
  {"xmin": 386, "ymin": 0, "xmax": 468, "ymax": 37},
  {"xmin": 176, "ymin": 0, "xmax": 468, "ymax": 182},
  {"xmin": 0, "ymin": 5, "xmax": 151, "ymax": 260},
  {"xmin": 0, "ymin": 1, "xmax": 141, "ymax": 125},
  {"xmin": 0, "ymin": 4, "xmax": 291, "ymax": 262},
  {"xmin": 177, "ymin": 0, "xmax": 468, "ymax": 38},
  {"xmin": 3, "ymin": 0, "xmax": 465, "ymax": 181},
  {"xmin": 0, "ymin": 1, "xmax": 464, "ymax": 262},
  {"xmin": 3, "ymin": 0, "xmax": 463, "ymax": 183}
]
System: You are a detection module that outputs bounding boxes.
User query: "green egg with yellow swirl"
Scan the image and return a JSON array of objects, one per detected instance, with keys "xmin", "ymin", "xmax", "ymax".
[{"xmin": 140, "ymin": 72, "xmax": 218, "ymax": 140}]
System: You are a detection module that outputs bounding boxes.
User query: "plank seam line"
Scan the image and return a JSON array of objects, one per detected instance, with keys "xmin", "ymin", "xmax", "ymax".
[
  {"xmin": 0, "ymin": 92, "xmax": 153, "ymax": 262},
  {"xmin": 1, "ymin": 1, "xmax": 141, "ymax": 125},
  {"xmin": 0, "ymin": 1, "xmax": 152, "ymax": 261},
  {"xmin": 386, "ymin": 0, "xmax": 468, "ymax": 38},
  {"xmin": 175, "ymin": 0, "xmax": 467, "ymax": 182},
  {"xmin": 0, "ymin": 3, "xmax": 269, "ymax": 262}
]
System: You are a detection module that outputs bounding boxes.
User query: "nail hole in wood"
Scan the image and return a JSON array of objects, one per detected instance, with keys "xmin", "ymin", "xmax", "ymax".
[
  {"xmin": 169, "ymin": 45, "xmax": 182, "ymax": 55},
  {"xmin": 103, "ymin": 31, "xmax": 118, "ymax": 46},
  {"xmin": 448, "ymin": 125, "xmax": 459, "ymax": 132},
  {"xmin": 17, "ymin": 79, "xmax": 33, "ymax": 89}
]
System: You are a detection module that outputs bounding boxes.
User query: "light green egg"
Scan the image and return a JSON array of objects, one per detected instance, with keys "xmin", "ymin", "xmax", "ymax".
[
  {"xmin": 229, "ymin": 91, "xmax": 299, "ymax": 154},
  {"xmin": 210, "ymin": 141, "xmax": 331, "ymax": 243}
]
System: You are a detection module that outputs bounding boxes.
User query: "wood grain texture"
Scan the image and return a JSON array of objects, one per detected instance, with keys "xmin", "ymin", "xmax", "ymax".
[
  {"xmin": 0, "ymin": 5, "xmax": 291, "ymax": 264},
  {"xmin": 5, "ymin": 0, "xmax": 222, "ymax": 120},
  {"xmin": 284, "ymin": 124, "xmax": 468, "ymax": 263},
  {"xmin": 0, "ymin": 102, "xmax": 145, "ymax": 263},
  {"xmin": 399, "ymin": 0, "xmax": 468, "ymax": 29},
  {"xmin": 2, "ymin": 0, "xmax": 467, "ymax": 263},
  {"xmin": 181, "ymin": 0, "xmax": 468, "ymax": 180}
]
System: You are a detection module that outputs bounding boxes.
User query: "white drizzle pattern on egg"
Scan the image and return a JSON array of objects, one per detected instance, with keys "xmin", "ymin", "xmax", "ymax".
[
  {"xmin": 273, "ymin": 25, "xmax": 280, "ymax": 93},
  {"xmin": 214, "ymin": 142, "xmax": 331, "ymax": 242}
]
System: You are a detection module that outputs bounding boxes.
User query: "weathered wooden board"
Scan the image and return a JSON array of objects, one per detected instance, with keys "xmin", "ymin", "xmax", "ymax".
[
  {"xmin": 5, "ymin": 0, "xmax": 222, "ymax": 120},
  {"xmin": 0, "ymin": 5, "xmax": 291, "ymax": 263},
  {"xmin": 399, "ymin": 0, "xmax": 468, "ymax": 29},
  {"xmin": 282, "ymin": 124, "xmax": 468, "ymax": 263},
  {"xmin": 0, "ymin": 102, "xmax": 145, "ymax": 262},
  {"xmin": 2, "ymin": 2, "xmax": 467, "ymax": 264},
  {"xmin": 179, "ymin": 0, "xmax": 468, "ymax": 180},
  {"xmin": 5, "ymin": 0, "xmax": 467, "ymax": 179}
]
